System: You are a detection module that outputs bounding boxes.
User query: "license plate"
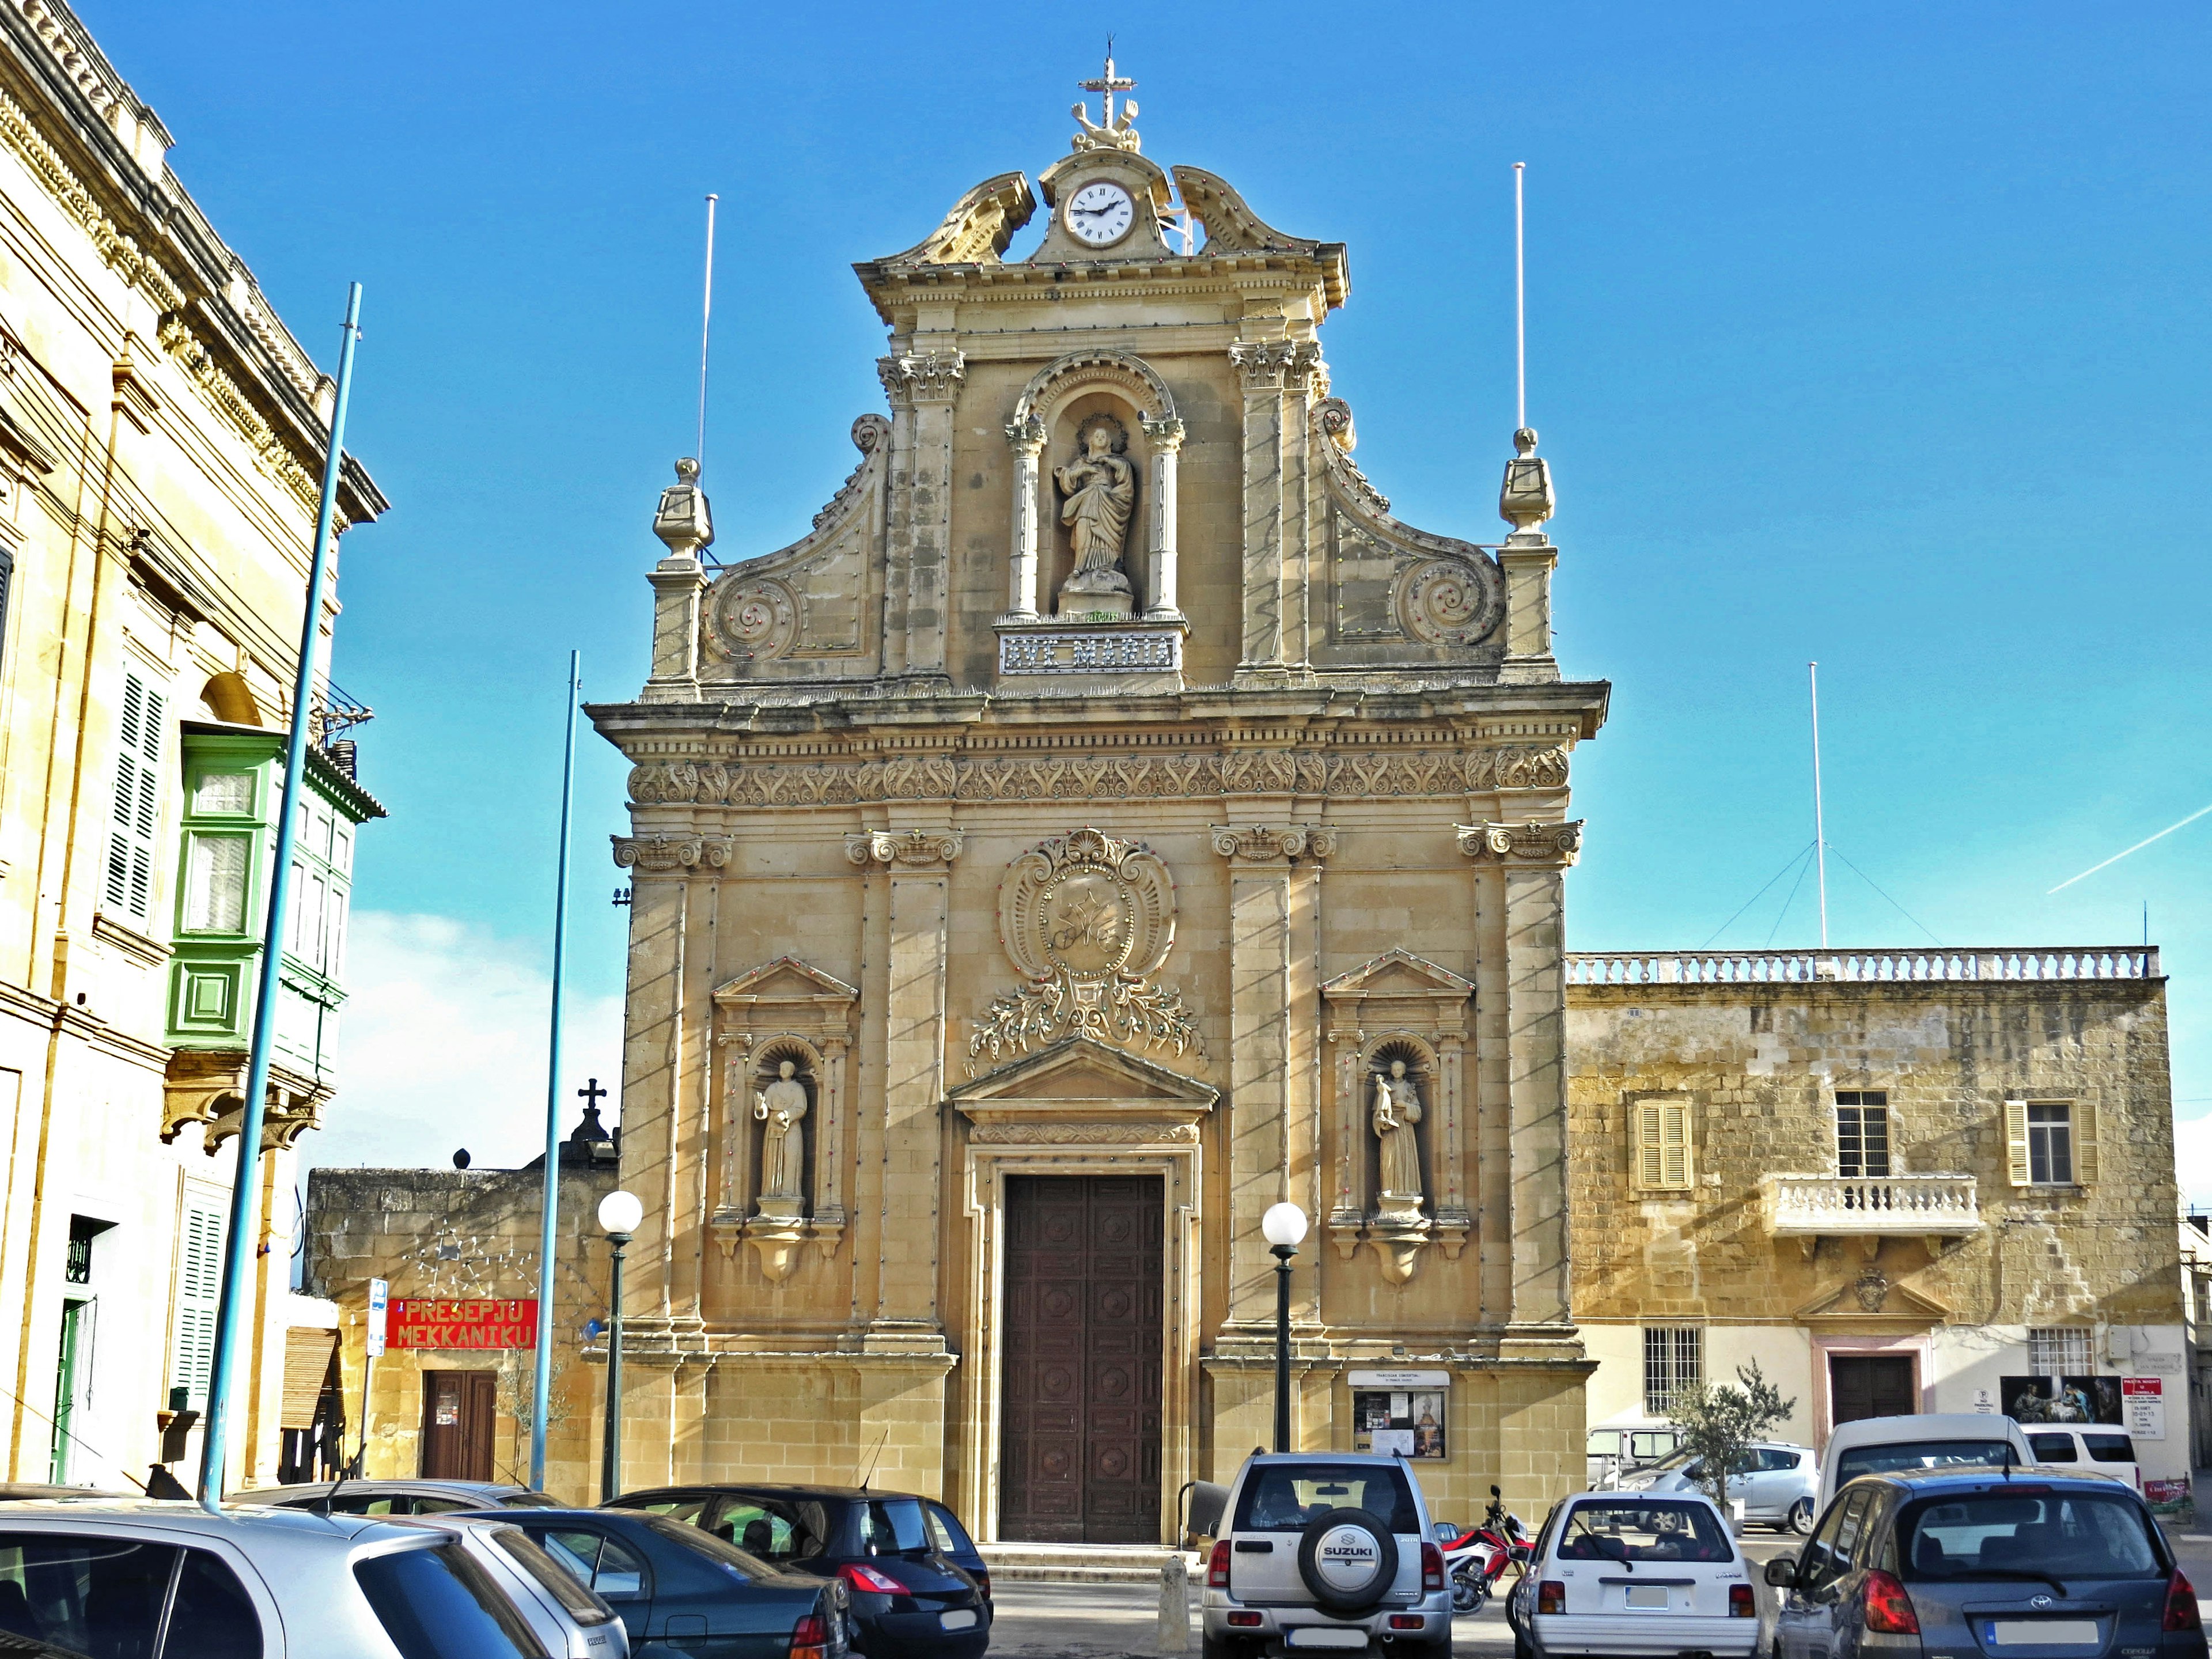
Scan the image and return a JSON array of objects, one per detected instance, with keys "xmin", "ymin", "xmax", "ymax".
[
  {"xmin": 1285, "ymin": 1630, "xmax": 1369, "ymax": 1649},
  {"xmin": 1627, "ymin": 1585, "xmax": 1670, "ymax": 1609},
  {"xmin": 941, "ymin": 1609, "xmax": 978, "ymax": 1631},
  {"xmin": 1986, "ymin": 1622, "xmax": 2099, "ymax": 1647}
]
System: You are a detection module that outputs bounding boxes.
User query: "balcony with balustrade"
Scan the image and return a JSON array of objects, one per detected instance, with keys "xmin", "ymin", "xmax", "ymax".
[{"xmin": 1762, "ymin": 1172, "xmax": 1984, "ymax": 1258}]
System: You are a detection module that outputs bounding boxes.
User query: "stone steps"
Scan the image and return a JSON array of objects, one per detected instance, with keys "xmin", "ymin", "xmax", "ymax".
[{"xmin": 978, "ymin": 1541, "xmax": 1205, "ymax": 1585}]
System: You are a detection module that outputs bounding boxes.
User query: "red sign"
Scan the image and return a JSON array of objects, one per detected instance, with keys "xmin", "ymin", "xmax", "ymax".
[
  {"xmin": 2120, "ymin": 1377, "xmax": 2162, "ymax": 1396},
  {"xmin": 387, "ymin": 1298, "xmax": 538, "ymax": 1350}
]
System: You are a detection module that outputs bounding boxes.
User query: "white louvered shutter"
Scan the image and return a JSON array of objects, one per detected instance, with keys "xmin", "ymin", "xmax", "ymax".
[
  {"xmin": 2004, "ymin": 1101, "xmax": 2031, "ymax": 1187},
  {"xmin": 2073, "ymin": 1101, "xmax": 2098, "ymax": 1185},
  {"xmin": 104, "ymin": 672, "xmax": 166, "ymax": 925},
  {"xmin": 171, "ymin": 1199, "xmax": 226, "ymax": 1409}
]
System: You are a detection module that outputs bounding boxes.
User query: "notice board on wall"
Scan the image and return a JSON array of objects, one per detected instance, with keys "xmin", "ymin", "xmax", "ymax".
[{"xmin": 1349, "ymin": 1368, "xmax": 1448, "ymax": 1460}]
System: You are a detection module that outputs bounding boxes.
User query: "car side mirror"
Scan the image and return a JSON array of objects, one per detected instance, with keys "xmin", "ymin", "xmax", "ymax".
[{"xmin": 1764, "ymin": 1556, "xmax": 1799, "ymax": 1588}]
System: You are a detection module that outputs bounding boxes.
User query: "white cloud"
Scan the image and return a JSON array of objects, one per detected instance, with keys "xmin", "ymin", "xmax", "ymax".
[
  {"xmin": 305, "ymin": 912, "xmax": 623, "ymax": 1173},
  {"xmin": 2176, "ymin": 1107, "xmax": 2212, "ymax": 1211}
]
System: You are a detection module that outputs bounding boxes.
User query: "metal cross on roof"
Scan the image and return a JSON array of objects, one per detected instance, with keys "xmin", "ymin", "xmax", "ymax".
[
  {"xmin": 577, "ymin": 1077, "xmax": 608, "ymax": 1108},
  {"xmin": 1078, "ymin": 40, "xmax": 1135, "ymax": 129}
]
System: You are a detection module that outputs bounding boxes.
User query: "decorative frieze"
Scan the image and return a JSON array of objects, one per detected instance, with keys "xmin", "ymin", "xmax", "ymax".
[
  {"xmin": 1209, "ymin": 824, "xmax": 1338, "ymax": 863},
  {"xmin": 969, "ymin": 1120, "xmax": 1200, "ymax": 1145},
  {"xmin": 843, "ymin": 827, "xmax": 964, "ymax": 868},
  {"xmin": 623, "ymin": 743, "xmax": 1571, "ymax": 808},
  {"xmin": 1456, "ymin": 819, "xmax": 1584, "ymax": 866},
  {"xmin": 611, "ymin": 834, "xmax": 733, "ymax": 872}
]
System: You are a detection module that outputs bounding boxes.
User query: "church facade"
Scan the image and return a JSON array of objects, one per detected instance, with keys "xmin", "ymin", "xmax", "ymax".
[{"xmin": 586, "ymin": 78, "xmax": 1608, "ymax": 1543}]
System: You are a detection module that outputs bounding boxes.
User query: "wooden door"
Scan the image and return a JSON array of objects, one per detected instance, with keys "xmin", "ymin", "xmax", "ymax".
[
  {"xmin": 999, "ymin": 1175, "xmax": 1162, "ymax": 1544},
  {"xmin": 1829, "ymin": 1355, "xmax": 1915, "ymax": 1425},
  {"xmin": 419, "ymin": 1370, "xmax": 495, "ymax": 1480}
]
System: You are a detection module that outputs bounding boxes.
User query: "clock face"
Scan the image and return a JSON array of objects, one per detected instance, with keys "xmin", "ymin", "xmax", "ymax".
[{"xmin": 1066, "ymin": 180, "xmax": 1135, "ymax": 247}]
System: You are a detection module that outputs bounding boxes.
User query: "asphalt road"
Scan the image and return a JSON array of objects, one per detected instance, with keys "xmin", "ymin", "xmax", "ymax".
[{"xmin": 986, "ymin": 1528, "xmax": 1810, "ymax": 1658}]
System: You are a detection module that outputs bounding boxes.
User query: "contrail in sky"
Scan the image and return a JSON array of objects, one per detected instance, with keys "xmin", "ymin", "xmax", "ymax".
[{"xmin": 2047, "ymin": 801, "xmax": 2212, "ymax": 893}]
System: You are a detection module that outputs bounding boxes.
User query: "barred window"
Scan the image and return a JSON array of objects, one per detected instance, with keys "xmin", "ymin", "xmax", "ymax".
[
  {"xmin": 2028, "ymin": 1327, "xmax": 2091, "ymax": 1374},
  {"xmin": 1835, "ymin": 1092, "xmax": 1891, "ymax": 1179},
  {"xmin": 1643, "ymin": 1327, "xmax": 1702, "ymax": 1416}
]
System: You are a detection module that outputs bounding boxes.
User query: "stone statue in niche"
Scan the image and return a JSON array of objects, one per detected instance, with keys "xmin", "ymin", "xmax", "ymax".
[
  {"xmin": 1372, "ymin": 1059, "xmax": 1426, "ymax": 1221},
  {"xmin": 1054, "ymin": 415, "xmax": 1136, "ymax": 618},
  {"xmin": 753, "ymin": 1059, "xmax": 810, "ymax": 1222}
]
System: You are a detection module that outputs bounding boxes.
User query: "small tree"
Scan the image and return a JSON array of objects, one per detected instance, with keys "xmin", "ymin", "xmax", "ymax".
[{"xmin": 1668, "ymin": 1360, "xmax": 1795, "ymax": 1518}]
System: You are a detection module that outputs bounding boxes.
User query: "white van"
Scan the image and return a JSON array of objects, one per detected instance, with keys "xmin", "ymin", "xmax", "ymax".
[
  {"xmin": 1815, "ymin": 1412, "xmax": 2036, "ymax": 1513},
  {"xmin": 2024, "ymin": 1424, "xmax": 2143, "ymax": 1493}
]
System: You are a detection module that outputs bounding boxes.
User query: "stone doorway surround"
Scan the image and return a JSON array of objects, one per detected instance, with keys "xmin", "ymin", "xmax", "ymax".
[{"xmin": 947, "ymin": 1035, "xmax": 1217, "ymax": 1545}]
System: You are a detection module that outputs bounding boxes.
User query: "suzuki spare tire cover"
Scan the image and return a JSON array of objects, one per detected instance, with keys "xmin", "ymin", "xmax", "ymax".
[{"xmin": 1296, "ymin": 1506, "xmax": 1399, "ymax": 1612}]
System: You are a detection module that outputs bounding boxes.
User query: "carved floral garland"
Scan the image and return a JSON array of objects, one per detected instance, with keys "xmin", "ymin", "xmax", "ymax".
[{"xmin": 967, "ymin": 968, "xmax": 1203, "ymax": 1075}]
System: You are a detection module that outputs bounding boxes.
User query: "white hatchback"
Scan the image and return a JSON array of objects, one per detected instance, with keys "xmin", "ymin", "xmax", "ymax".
[{"xmin": 1507, "ymin": 1491, "xmax": 1759, "ymax": 1659}]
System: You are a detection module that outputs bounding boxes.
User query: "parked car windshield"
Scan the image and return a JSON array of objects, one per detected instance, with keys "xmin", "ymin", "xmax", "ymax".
[
  {"xmin": 354, "ymin": 1544, "xmax": 548, "ymax": 1659},
  {"xmin": 644, "ymin": 1516, "xmax": 774, "ymax": 1581},
  {"xmin": 1899, "ymin": 1491, "xmax": 2162, "ymax": 1581},
  {"xmin": 1233, "ymin": 1465, "xmax": 1419, "ymax": 1535},
  {"xmin": 1556, "ymin": 1499, "xmax": 1734, "ymax": 1563},
  {"xmin": 863, "ymin": 1499, "xmax": 931, "ymax": 1555},
  {"xmin": 1832, "ymin": 1439, "xmax": 2014, "ymax": 1486}
]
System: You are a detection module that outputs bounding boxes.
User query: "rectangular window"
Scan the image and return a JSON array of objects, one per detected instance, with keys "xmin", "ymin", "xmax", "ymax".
[
  {"xmin": 1835, "ymin": 1091, "xmax": 1891, "ymax": 1179},
  {"xmin": 1643, "ymin": 1326, "xmax": 1702, "ymax": 1415},
  {"xmin": 2005, "ymin": 1100, "xmax": 2098, "ymax": 1187},
  {"xmin": 191, "ymin": 769, "xmax": 255, "ymax": 815},
  {"xmin": 1632, "ymin": 1099, "xmax": 1694, "ymax": 1190},
  {"xmin": 181, "ymin": 834, "xmax": 249, "ymax": 933},
  {"xmin": 171, "ymin": 1199, "xmax": 225, "ymax": 1410},
  {"xmin": 2028, "ymin": 1327, "xmax": 2092, "ymax": 1374},
  {"xmin": 104, "ymin": 670, "xmax": 165, "ymax": 925}
]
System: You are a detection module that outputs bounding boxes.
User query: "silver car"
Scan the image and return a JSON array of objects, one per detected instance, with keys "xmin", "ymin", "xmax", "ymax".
[
  {"xmin": 1202, "ymin": 1452, "xmax": 1452, "ymax": 1658},
  {"xmin": 0, "ymin": 1499, "xmax": 626, "ymax": 1657},
  {"xmin": 1615, "ymin": 1441, "xmax": 1819, "ymax": 1532}
]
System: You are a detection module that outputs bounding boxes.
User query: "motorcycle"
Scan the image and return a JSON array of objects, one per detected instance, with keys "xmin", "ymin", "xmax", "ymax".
[{"xmin": 1445, "ymin": 1484, "xmax": 1529, "ymax": 1612}]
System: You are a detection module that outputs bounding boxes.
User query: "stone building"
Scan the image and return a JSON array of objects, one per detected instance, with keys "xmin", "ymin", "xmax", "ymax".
[
  {"xmin": 0, "ymin": 0, "xmax": 386, "ymax": 1489},
  {"xmin": 1567, "ymin": 945, "xmax": 2194, "ymax": 1517},
  {"xmin": 584, "ymin": 68, "xmax": 1607, "ymax": 1541},
  {"xmin": 303, "ymin": 1113, "xmax": 619, "ymax": 1499}
]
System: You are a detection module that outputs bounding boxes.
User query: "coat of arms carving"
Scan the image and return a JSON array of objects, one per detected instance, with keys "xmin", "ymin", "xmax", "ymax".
[{"xmin": 967, "ymin": 828, "xmax": 1202, "ymax": 1074}]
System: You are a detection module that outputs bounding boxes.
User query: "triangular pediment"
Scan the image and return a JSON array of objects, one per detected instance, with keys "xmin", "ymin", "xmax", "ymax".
[
  {"xmin": 1794, "ymin": 1274, "xmax": 1953, "ymax": 1326},
  {"xmin": 714, "ymin": 956, "xmax": 859, "ymax": 1005},
  {"xmin": 949, "ymin": 1036, "xmax": 1218, "ymax": 1110},
  {"xmin": 1321, "ymin": 949, "xmax": 1475, "ymax": 1001}
]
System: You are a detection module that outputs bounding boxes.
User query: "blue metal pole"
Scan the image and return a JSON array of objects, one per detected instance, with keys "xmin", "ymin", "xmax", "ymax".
[
  {"xmin": 530, "ymin": 651, "xmax": 581, "ymax": 1490},
  {"xmin": 198, "ymin": 283, "xmax": 362, "ymax": 1509}
]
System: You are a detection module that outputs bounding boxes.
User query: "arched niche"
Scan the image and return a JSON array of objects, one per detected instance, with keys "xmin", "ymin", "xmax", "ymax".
[{"xmin": 1001, "ymin": 350, "xmax": 1184, "ymax": 624}]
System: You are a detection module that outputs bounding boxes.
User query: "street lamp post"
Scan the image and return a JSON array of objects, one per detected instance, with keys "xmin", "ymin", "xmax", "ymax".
[
  {"xmin": 1261, "ymin": 1202, "xmax": 1309, "ymax": 1453},
  {"xmin": 597, "ymin": 1190, "xmax": 643, "ymax": 1502}
]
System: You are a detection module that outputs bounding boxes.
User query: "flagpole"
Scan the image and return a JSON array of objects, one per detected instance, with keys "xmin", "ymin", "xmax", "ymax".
[
  {"xmin": 530, "ymin": 651, "xmax": 581, "ymax": 1490},
  {"xmin": 198, "ymin": 282, "xmax": 362, "ymax": 1509},
  {"xmin": 1810, "ymin": 661, "xmax": 1829, "ymax": 949}
]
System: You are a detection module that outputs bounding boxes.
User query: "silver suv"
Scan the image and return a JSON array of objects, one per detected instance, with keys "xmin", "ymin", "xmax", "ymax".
[{"xmin": 1202, "ymin": 1452, "xmax": 1450, "ymax": 1658}]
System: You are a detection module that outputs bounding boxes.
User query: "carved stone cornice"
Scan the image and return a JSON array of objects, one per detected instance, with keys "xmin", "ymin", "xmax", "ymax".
[
  {"xmin": 876, "ymin": 350, "xmax": 965, "ymax": 406},
  {"xmin": 1210, "ymin": 824, "xmax": 1338, "ymax": 864},
  {"xmin": 969, "ymin": 1120, "xmax": 1200, "ymax": 1145},
  {"xmin": 1229, "ymin": 339, "xmax": 1324, "ymax": 393},
  {"xmin": 1456, "ymin": 820, "xmax": 1584, "ymax": 868},
  {"xmin": 624, "ymin": 744, "xmax": 1570, "ymax": 809},
  {"xmin": 611, "ymin": 834, "xmax": 734, "ymax": 873},
  {"xmin": 843, "ymin": 828, "xmax": 964, "ymax": 869}
]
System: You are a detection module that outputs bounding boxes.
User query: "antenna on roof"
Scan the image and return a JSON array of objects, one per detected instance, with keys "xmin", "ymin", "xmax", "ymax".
[
  {"xmin": 1809, "ymin": 662, "xmax": 1830, "ymax": 949},
  {"xmin": 697, "ymin": 194, "xmax": 718, "ymax": 475},
  {"xmin": 1513, "ymin": 162, "xmax": 1527, "ymax": 431}
]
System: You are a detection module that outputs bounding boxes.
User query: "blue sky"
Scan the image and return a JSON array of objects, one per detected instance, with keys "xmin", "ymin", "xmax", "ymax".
[{"xmin": 82, "ymin": 1, "xmax": 2211, "ymax": 1193}]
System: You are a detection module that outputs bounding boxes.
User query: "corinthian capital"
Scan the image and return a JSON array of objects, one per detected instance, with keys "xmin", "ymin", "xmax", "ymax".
[
  {"xmin": 844, "ymin": 827, "xmax": 965, "ymax": 869},
  {"xmin": 1138, "ymin": 414, "xmax": 1187, "ymax": 452},
  {"xmin": 877, "ymin": 350, "xmax": 967, "ymax": 406},
  {"xmin": 1228, "ymin": 339, "xmax": 1323, "ymax": 393},
  {"xmin": 1003, "ymin": 414, "xmax": 1046, "ymax": 456},
  {"xmin": 1455, "ymin": 820, "xmax": 1584, "ymax": 867}
]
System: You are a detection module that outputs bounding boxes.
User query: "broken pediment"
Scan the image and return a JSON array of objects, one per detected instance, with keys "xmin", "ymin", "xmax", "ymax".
[
  {"xmin": 1794, "ymin": 1270, "xmax": 1953, "ymax": 1329},
  {"xmin": 949, "ymin": 1034, "xmax": 1217, "ymax": 1131},
  {"xmin": 873, "ymin": 171, "xmax": 1037, "ymax": 268}
]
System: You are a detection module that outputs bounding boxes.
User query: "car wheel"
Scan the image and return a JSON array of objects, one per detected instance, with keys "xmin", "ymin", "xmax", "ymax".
[
  {"xmin": 1294, "ymin": 1508, "xmax": 1399, "ymax": 1612},
  {"xmin": 1786, "ymin": 1498, "xmax": 1813, "ymax": 1535},
  {"xmin": 1514, "ymin": 1631, "xmax": 1537, "ymax": 1659}
]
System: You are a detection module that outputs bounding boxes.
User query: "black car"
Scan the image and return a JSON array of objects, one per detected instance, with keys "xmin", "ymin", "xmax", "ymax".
[
  {"xmin": 234, "ymin": 1478, "xmax": 563, "ymax": 1515},
  {"xmin": 460, "ymin": 1505, "xmax": 851, "ymax": 1659},
  {"xmin": 1767, "ymin": 1467, "xmax": 2205, "ymax": 1659},
  {"xmin": 605, "ymin": 1484, "xmax": 988, "ymax": 1658}
]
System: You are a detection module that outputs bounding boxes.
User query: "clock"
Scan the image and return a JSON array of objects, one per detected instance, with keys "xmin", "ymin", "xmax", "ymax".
[{"xmin": 1065, "ymin": 180, "xmax": 1135, "ymax": 248}]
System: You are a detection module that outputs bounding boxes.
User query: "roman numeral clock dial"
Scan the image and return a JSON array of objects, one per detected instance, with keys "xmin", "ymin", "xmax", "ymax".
[{"xmin": 1066, "ymin": 180, "xmax": 1134, "ymax": 247}]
